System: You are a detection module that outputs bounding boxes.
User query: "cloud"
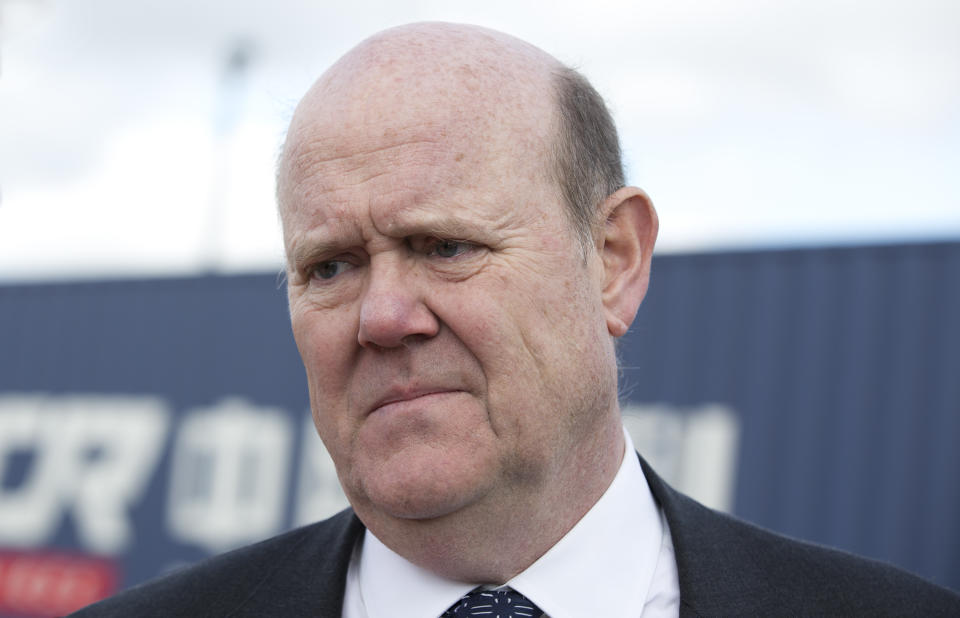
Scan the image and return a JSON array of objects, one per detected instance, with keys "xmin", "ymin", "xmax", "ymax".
[{"xmin": 1, "ymin": 0, "xmax": 958, "ymax": 279}]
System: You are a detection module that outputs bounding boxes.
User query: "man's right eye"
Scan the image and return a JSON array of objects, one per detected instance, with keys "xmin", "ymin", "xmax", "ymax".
[{"xmin": 311, "ymin": 260, "xmax": 353, "ymax": 281}]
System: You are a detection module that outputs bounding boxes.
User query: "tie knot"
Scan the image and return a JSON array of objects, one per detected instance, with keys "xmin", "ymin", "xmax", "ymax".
[{"xmin": 442, "ymin": 587, "xmax": 543, "ymax": 618}]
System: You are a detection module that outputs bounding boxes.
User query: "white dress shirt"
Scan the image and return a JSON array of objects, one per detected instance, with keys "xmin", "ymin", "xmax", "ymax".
[{"xmin": 342, "ymin": 427, "xmax": 680, "ymax": 618}]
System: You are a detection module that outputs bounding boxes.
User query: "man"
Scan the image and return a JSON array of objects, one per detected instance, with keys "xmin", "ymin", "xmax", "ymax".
[{"xmin": 75, "ymin": 22, "xmax": 958, "ymax": 617}]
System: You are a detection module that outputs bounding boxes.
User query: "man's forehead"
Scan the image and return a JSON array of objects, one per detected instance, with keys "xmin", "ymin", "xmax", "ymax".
[
  {"xmin": 285, "ymin": 112, "xmax": 453, "ymax": 172},
  {"xmin": 278, "ymin": 23, "xmax": 564, "ymax": 237}
]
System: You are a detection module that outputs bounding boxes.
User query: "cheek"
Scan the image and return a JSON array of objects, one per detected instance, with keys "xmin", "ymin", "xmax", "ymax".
[
  {"xmin": 434, "ymin": 291, "xmax": 545, "ymax": 425},
  {"xmin": 292, "ymin": 301, "xmax": 356, "ymax": 375},
  {"xmin": 291, "ymin": 306, "xmax": 359, "ymax": 435},
  {"xmin": 434, "ymin": 291, "xmax": 510, "ymax": 367},
  {"xmin": 462, "ymin": 272, "xmax": 606, "ymax": 401}
]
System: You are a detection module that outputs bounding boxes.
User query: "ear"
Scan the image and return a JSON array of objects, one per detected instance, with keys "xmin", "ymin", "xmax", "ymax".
[{"xmin": 596, "ymin": 187, "xmax": 659, "ymax": 337}]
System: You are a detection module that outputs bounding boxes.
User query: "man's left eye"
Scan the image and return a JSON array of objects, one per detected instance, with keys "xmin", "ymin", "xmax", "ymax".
[{"xmin": 425, "ymin": 239, "xmax": 472, "ymax": 258}]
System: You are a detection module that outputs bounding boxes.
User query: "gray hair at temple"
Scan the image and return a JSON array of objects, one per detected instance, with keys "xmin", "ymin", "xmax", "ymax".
[{"xmin": 551, "ymin": 66, "xmax": 626, "ymax": 251}]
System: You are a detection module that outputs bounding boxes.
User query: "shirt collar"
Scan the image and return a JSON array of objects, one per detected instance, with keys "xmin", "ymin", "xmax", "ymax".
[
  {"xmin": 359, "ymin": 531, "xmax": 475, "ymax": 618},
  {"xmin": 358, "ymin": 427, "xmax": 663, "ymax": 618}
]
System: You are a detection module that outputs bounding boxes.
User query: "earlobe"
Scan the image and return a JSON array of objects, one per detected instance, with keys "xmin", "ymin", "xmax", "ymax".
[{"xmin": 598, "ymin": 187, "xmax": 659, "ymax": 337}]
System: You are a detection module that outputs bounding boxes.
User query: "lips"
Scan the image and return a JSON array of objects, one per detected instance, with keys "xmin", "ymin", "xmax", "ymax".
[{"xmin": 367, "ymin": 387, "xmax": 460, "ymax": 416}]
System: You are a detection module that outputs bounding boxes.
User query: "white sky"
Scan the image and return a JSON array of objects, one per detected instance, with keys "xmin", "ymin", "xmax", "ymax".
[{"xmin": 1, "ymin": 0, "xmax": 958, "ymax": 282}]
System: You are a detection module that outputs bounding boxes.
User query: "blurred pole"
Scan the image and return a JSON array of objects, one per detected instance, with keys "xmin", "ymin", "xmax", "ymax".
[{"xmin": 201, "ymin": 38, "xmax": 256, "ymax": 272}]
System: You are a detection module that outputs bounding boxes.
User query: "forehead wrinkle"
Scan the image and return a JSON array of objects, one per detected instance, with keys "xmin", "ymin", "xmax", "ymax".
[
  {"xmin": 374, "ymin": 182, "xmax": 529, "ymax": 247},
  {"xmin": 282, "ymin": 135, "xmax": 456, "ymax": 242},
  {"xmin": 286, "ymin": 129, "xmax": 446, "ymax": 194}
]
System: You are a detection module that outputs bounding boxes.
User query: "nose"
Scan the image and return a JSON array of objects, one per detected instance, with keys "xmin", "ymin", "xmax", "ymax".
[{"xmin": 357, "ymin": 259, "xmax": 439, "ymax": 349}]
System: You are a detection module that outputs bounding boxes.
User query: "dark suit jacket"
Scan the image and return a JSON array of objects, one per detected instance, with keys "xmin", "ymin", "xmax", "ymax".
[{"xmin": 72, "ymin": 455, "xmax": 959, "ymax": 616}]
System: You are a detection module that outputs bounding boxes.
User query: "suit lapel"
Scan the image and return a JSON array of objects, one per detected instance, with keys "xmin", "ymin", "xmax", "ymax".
[{"xmin": 638, "ymin": 453, "xmax": 779, "ymax": 616}]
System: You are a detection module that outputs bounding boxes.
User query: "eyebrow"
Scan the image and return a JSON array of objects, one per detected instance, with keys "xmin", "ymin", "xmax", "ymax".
[
  {"xmin": 384, "ymin": 206, "xmax": 500, "ymax": 242},
  {"xmin": 290, "ymin": 241, "xmax": 339, "ymax": 270},
  {"xmin": 288, "ymin": 226, "xmax": 362, "ymax": 271},
  {"xmin": 287, "ymin": 206, "xmax": 498, "ymax": 270}
]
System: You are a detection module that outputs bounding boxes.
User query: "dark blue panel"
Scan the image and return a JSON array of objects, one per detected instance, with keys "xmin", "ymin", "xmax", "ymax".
[
  {"xmin": 2, "ymin": 241, "xmax": 959, "ymax": 594},
  {"xmin": 620, "ymin": 241, "xmax": 960, "ymax": 590}
]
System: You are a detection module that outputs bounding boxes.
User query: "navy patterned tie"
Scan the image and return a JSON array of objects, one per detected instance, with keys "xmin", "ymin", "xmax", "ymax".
[{"xmin": 442, "ymin": 587, "xmax": 544, "ymax": 618}]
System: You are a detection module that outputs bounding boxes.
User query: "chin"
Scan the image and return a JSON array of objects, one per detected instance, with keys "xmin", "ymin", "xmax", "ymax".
[
  {"xmin": 351, "ymin": 456, "xmax": 493, "ymax": 522},
  {"xmin": 375, "ymin": 493, "xmax": 468, "ymax": 521}
]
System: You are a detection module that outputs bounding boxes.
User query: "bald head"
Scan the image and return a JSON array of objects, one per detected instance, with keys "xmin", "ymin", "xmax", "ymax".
[
  {"xmin": 308, "ymin": 22, "xmax": 560, "ymax": 116},
  {"xmin": 278, "ymin": 22, "xmax": 624, "ymax": 248}
]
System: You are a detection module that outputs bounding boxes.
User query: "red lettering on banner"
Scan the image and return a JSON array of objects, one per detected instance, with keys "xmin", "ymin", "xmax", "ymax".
[{"xmin": 0, "ymin": 550, "xmax": 118, "ymax": 617}]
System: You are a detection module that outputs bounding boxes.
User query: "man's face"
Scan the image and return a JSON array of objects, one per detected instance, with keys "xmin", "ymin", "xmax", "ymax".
[{"xmin": 280, "ymin": 80, "xmax": 619, "ymax": 526}]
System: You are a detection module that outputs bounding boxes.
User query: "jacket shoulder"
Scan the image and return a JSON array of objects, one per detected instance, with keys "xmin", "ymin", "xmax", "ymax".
[
  {"xmin": 638, "ymin": 456, "xmax": 960, "ymax": 616},
  {"xmin": 681, "ymin": 500, "xmax": 959, "ymax": 616},
  {"xmin": 69, "ymin": 509, "xmax": 363, "ymax": 618}
]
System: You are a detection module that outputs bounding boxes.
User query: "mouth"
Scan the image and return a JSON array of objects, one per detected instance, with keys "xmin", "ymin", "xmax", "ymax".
[{"xmin": 368, "ymin": 388, "xmax": 461, "ymax": 416}]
